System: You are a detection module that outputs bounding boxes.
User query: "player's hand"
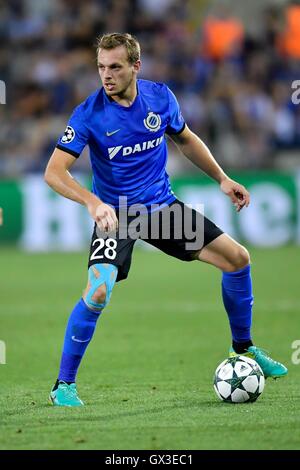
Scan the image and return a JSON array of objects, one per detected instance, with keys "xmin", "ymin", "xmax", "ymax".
[
  {"xmin": 87, "ymin": 200, "xmax": 118, "ymax": 232},
  {"xmin": 220, "ymin": 177, "xmax": 250, "ymax": 212}
]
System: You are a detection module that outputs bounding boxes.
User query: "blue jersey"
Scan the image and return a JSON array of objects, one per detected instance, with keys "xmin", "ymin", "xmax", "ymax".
[{"xmin": 56, "ymin": 79, "xmax": 185, "ymax": 210}]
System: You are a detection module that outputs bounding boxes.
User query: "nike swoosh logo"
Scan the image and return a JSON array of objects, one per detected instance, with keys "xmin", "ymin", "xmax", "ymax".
[
  {"xmin": 106, "ymin": 129, "xmax": 121, "ymax": 137},
  {"xmin": 71, "ymin": 335, "xmax": 91, "ymax": 343}
]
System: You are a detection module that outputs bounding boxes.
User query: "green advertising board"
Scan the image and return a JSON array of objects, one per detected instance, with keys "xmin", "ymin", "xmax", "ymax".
[
  {"xmin": 0, "ymin": 171, "xmax": 299, "ymax": 249},
  {"xmin": 172, "ymin": 171, "xmax": 299, "ymax": 247}
]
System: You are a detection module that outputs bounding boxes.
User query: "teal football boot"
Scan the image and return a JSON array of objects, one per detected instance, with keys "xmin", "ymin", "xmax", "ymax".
[
  {"xmin": 229, "ymin": 346, "xmax": 288, "ymax": 379},
  {"xmin": 49, "ymin": 381, "xmax": 84, "ymax": 407}
]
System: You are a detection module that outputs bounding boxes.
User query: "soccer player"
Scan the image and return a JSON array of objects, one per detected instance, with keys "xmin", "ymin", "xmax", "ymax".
[{"xmin": 45, "ymin": 33, "xmax": 287, "ymax": 407}]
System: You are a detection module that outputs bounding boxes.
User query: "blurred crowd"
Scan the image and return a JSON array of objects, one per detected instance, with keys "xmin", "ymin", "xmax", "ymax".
[{"xmin": 1, "ymin": 0, "xmax": 300, "ymax": 176}]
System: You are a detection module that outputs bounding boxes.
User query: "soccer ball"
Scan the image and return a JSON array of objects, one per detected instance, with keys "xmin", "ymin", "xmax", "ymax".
[{"xmin": 213, "ymin": 355, "xmax": 265, "ymax": 403}]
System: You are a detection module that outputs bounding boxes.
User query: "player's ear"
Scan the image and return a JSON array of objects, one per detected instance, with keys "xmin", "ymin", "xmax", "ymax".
[{"xmin": 133, "ymin": 60, "xmax": 141, "ymax": 74}]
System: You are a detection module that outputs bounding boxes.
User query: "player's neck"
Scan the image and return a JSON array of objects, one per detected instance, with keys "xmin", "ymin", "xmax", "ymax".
[{"xmin": 110, "ymin": 82, "xmax": 138, "ymax": 107}]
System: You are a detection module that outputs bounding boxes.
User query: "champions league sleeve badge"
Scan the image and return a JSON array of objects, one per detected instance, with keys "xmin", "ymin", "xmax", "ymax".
[
  {"xmin": 61, "ymin": 125, "xmax": 76, "ymax": 144},
  {"xmin": 143, "ymin": 112, "xmax": 161, "ymax": 132}
]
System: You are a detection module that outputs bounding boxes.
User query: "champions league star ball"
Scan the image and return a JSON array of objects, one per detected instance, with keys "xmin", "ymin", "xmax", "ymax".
[{"xmin": 214, "ymin": 356, "xmax": 265, "ymax": 403}]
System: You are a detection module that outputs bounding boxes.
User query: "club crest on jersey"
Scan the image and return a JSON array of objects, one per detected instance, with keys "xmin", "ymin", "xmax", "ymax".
[
  {"xmin": 61, "ymin": 125, "xmax": 75, "ymax": 144},
  {"xmin": 143, "ymin": 112, "xmax": 161, "ymax": 132}
]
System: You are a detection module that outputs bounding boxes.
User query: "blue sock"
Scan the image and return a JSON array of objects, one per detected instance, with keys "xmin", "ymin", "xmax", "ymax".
[
  {"xmin": 58, "ymin": 298, "xmax": 101, "ymax": 383},
  {"xmin": 222, "ymin": 264, "xmax": 253, "ymax": 343}
]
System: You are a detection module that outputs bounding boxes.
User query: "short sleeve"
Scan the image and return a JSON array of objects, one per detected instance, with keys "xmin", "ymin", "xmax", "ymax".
[
  {"xmin": 166, "ymin": 87, "xmax": 186, "ymax": 135},
  {"xmin": 56, "ymin": 104, "xmax": 89, "ymax": 158}
]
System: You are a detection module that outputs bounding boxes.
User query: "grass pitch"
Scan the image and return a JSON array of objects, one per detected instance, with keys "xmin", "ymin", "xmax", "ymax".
[{"xmin": 0, "ymin": 246, "xmax": 299, "ymax": 450}]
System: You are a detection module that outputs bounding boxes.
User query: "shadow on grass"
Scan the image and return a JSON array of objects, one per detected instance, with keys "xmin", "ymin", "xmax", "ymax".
[{"xmin": 2, "ymin": 397, "xmax": 261, "ymax": 428}]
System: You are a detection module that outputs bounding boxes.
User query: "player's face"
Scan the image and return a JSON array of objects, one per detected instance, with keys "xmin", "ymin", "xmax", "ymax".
[{"xmin": 97, "ymin": 46, "xmax": 140, "ymax": 97}]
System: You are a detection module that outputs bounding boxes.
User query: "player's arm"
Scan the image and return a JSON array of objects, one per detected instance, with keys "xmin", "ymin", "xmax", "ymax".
[
  {"xmin": 170, "ymin": 125, "xmax": 250, "ymax": 212},
  {"xmin": 44, "ymin": 148, "xmax": 118, "ymax": 231}
]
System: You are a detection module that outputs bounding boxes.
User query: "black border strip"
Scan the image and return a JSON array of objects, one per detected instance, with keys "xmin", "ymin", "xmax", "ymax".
[{"xmin": 0, "ymin": 450, "xmax": 300, "ymax": 464}]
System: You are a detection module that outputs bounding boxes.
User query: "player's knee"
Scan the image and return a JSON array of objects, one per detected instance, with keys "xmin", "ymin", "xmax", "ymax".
[
  {"xmin": 91, "ymin": 284, "xmax": 107, "ymax": 305},
  {"xmin": 84, "ymin": 264, "xmax": 118, "ymax": 311},
  {"xmin": 231, "ymin": 245, "xmax": 250, "ymax": 271}
]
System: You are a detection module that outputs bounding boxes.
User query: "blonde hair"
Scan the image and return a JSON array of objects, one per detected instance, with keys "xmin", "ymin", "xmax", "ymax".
[{"xmin": 96, "ymin": 33, "xmax": 141, "ymax": 64}]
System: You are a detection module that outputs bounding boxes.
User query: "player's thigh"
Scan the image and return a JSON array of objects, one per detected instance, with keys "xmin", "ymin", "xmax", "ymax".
[
  {"xmin": 88, "ymin": 224, "xmax": 136, "ymax": 283},
  {"xmin": 195, "ymin": 233, "xmax": 250, "ymax": 272}
]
